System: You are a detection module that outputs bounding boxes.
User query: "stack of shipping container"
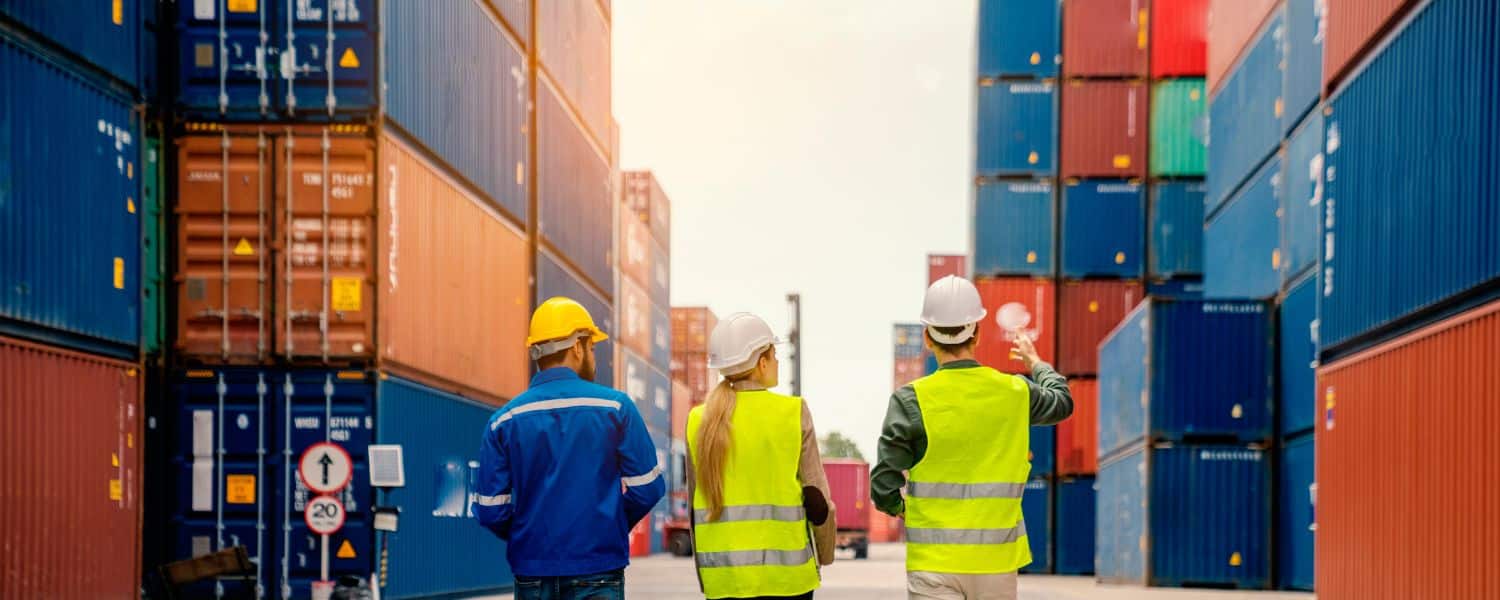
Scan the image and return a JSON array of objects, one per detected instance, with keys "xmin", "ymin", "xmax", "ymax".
[
  {"xmin": 618, "ymin": 170, "xmax": 673, "ymax": 555},
  {"xmin": 667, "ymin": 306, "xmax": 718, "ymax": 552}
]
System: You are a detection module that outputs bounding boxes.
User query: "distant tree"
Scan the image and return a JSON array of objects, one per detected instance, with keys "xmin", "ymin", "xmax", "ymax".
[{"xmin": 820, "ymin": 431, "xmax": 866, "ymax": 462}]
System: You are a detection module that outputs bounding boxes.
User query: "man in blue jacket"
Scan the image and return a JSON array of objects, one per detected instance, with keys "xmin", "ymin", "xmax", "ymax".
[{"xmin": 473, "ymin": 297, "xmax": 666, "ymax": 599}]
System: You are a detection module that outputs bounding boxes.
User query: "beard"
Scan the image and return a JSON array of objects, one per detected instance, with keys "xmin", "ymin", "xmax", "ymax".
[{"xmin": 578, "ymin": 352, "xmax": 597, "ymax": 382}]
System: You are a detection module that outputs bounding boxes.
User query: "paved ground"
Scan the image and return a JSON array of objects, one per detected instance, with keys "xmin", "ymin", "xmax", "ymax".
[{"xmin": 471, "ymin": 543, "xmax": 1315, "ymax": 599}]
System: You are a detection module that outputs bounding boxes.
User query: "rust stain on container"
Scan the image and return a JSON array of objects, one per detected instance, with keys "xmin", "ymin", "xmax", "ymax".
[
  {"xmin": 1061, "ymin": 80, "xmax": 1150, "ymax": 178},
  {"xmin": 975, "ymin": 277, "xmax": 1057, "ymax": 376},
  {"xmin": 1057, "ymin": 377, "xmax": 1099, "ymax": 475},
  {"xmin": 1316, "ymin": 299, "xmax": 1500, "ymax": 599},
  {"xmin": 1058, "ymin": 279, "xmax": 1145, "ymax": 375},
  {"xmin": 1064, "ymin": 0, "xmax": 1151, "ymax": 77},
  {"xmin": 1, "ymin": 336, "xmax": 141, "ymax": 598},
  {"xmin": 1206, "ymin": 0, "xmax": 1281, "ymax": 95}
]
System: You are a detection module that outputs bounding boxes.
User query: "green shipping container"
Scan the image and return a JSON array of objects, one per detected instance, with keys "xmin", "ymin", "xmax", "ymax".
[
  {"xmin": 1150, "ymin": 79, "xmax": 1207, "ymax": 177},
  {"xmin": 141, "ymin": 135, "xmax": 164, "ymax": 356}
]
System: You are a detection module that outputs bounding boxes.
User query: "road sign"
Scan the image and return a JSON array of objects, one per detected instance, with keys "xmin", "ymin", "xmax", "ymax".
[
  {"xmin": 299, "ymin": 442, "xmax": 353, "ymax": 494},
  {"xmin": 305, "ymin": 494, "xmax": 346, "ymax": 535}
]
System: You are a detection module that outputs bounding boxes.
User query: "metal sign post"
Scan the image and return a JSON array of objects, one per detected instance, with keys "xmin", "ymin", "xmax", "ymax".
[{"xmin": 301, "ymin": 443, "xmax": 352, "ymax": 599}]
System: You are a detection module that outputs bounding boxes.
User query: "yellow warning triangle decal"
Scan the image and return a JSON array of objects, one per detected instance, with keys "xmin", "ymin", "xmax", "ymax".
[
  {"xmin": 337, "ymin": 539, "xmax": 356, "ymax": 559},
  {"xmin": 233, "ymin": 238, "xmax": 255, "ymax": 256},
  {"xmin": 339, "ymin": 48, "xmax": 360, "ymax": 69}
]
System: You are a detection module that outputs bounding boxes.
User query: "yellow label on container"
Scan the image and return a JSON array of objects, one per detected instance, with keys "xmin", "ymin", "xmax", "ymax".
[
  {"xmin": 1137, "ymin": 10, "xmax": 1149, "ymax": 49},
  {"xmin": 1325, "ymin": 388, "xmax": 1336, "ymax": 409},
  {"xmin": 337, "ymin": 540, "xmax": 357, "ymax": 559},
  {"xmin": 1114, "ymin": 251, "xmax": 1127, "ymax": 264},
  {"xmin": 228, "ymin": 0, "xmax": 257, "ymax": 13},
  {"xmin": 127, "ymin": 162, "xmax": 133, "ymax": 179},
  {"xmin": 234, "ymin": 238, "xmax": 255, "ymax": 256},
  {"xmin": 339, "ymin": 48, "xmax": 360, "ymax": 69},
  {"xmin": 112, "ymin": 453, "xmax": 120, "ymax": 467},
  {"xmin": 112, "ymin": 0, "xmax": 123, "ymax": 25},
  {"xmin": 1026, "ymin": 251, "xmax": 1037, "ymax": 264},
  {"xmin": 1190, "ymin": 88, "xmax": 1201, "ymax": 102},
  {"xmin": 127, "ymin": 198, "xmax": 136, "ymax": 213},
  {"xmin": 1088, "ymin": 301, "xmax": 1100, "ymax": 313},
  {"xmin": 1230, "ymin": 552, "xmax": 1243, "ymax": 567},
  {"xmin": 516, "ymin": 161, "xmax": 525, "ymax": 185},
  {"xmin": 1029, "ymin": 52, "xmax": 1041, "ymax": 65},
  {"xmin": 1272, "ymin": 249, "xmax": 1282, "ymax": 269},
  {"xmin": 109, "ymin": 479, "xmax": 122, "ymax": 500},
  {"xmin": 1113, "ymin": 155, "xmax": 1132, "ymax": 168},
  {"xmin": 226, "ymin": 474, "xmax": 256, "ymax": 504},
  {"xmin": 113, "ymin": 258, "xmax": 125, "ymax": 289},
  {"xmin": 1028, "ymin": 151, "xmax": 1039, "ymax": 165},
  {"xmin": 331, "ymin": 277, "xmax": 362, "ymax": 311}
]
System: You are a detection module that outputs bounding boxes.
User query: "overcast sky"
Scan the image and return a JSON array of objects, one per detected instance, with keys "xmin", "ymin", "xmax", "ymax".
[{"xmin": 615, "ymin": 1, "xmax": 978, "ymax": 460}]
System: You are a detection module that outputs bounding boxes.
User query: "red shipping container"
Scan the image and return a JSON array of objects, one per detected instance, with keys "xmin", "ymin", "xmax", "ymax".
[
  {"xmin": 869, "ymin": 511, "xmax": 904, "ymax": 543},
  {"xmin": 894, "ymin": 356, "xmax": 926, "ymax": 389},
  {"xmin": 975, "ymin": 277, "xmax": 1057, "ymax": 375},
  {"xmin": 630, "ymin": 515, "xmax": 652, "ymax": 557},
  {"xmin": 617, "ymin": 276, "xmax": 653, "ymax": 358},
  {"xmin": 927, "ymin": 254, "xmax": 968, "ymax": 284},
  {"xmin": 1, "ymin": 336, "xmax": 141, "ymax": 599},
  {"xmin": 1064, "ymin": 0, "xmax": 1151, "ymax": 77},
  {"xmin": 1056, "ymin": 377, "xmax": 1099, "ymax": 475},
  {"xmin": 1323, "ymin": 0, "xmax": 1418, "ymax": 94},
  {"xmin": 1057, "ymin": 279, "xmax": 1145, "ymax": 375},
  {"xmin": 1151, "ymin": 0, "xmax": 1209, "ymax": 77},
  {"xmin": 823, "ymin": 459, "xmax": 872, "ymax": 532},
  {"xmin": 1206, "ymin": 0, "xmax": 1281, "ymax": 95},
  {"xmin": 1060, "ymin": 80, "xmax": 1149, "ymax": 178},
  {"xmin": 618, "ymin": 212, "xmax": 652, "ymax": 291},
  {"xmin": 671, "ymin": 350, "xmax": 713, "ymax": 402},
  {"xmin": 1316, "ymin": 299, "xmax": 1500, "ymax": 600}
]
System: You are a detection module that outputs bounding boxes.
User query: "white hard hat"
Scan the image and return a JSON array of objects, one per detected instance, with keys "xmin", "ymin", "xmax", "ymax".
[
  {"xmin": 707, "ymin": 312, "xmax": 784, "ymax": 376},
  {"xmin": 920, "ymin": 275, "xmax": 987, "ymax": 345}
]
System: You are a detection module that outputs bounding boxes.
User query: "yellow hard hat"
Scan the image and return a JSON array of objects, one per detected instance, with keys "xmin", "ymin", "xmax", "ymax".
[{"xmin": 527, "ymin": 297, "xmax": 609, "ymax": 351}]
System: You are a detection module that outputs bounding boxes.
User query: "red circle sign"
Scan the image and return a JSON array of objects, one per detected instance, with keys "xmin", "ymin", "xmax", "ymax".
[
  {"xmin": 298, "ymin": 442, "xmax": 354, "ymax": 494},
  {"xmin": 305, "ymin": 494, "xmax": 346, "ymax": 535}
]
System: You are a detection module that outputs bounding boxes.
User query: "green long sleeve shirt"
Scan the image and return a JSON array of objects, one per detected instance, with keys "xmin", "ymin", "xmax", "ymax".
[{"xmin": 871, "ymin": 358, "xmax": 1074, "ymax": 516}]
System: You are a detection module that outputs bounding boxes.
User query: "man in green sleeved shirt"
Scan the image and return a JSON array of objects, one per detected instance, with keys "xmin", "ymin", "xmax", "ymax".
[{"xmin": 872, "ymin": 275, "xmax": 1072, "ymax": 599}]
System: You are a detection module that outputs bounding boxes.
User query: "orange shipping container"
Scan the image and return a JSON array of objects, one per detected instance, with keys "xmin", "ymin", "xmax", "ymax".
[
  {"xmin": 974, "ymin": 277, "xmax": 1057, "ymax": 375},
  {"xmin": 1056, "ymin": 377, "xmax": 1099, "ymax": 475},
  {"xmin": 1206, "ymin": 0, "xmax": 1281, "ymax": 95},
  {"xmin": 869, "ymin": 511, "xmax": 904, "ymax": 543}
]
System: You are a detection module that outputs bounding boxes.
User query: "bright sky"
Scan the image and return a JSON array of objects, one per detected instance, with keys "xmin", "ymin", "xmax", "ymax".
[{"xmin": 615, "ymin": 1, "xmax": 979, "ymax": 460}]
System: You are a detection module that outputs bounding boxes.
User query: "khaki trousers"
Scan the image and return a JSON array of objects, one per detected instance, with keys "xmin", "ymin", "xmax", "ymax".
[{"xmin": 907, "ymin": 570, "xmax": 1018, "ymax": 600}]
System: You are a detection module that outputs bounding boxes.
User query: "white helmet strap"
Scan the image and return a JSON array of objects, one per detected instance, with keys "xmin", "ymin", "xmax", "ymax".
[
  {"xmin": 927, "ymin": 322, "xmax": 977, "ymax": 345},
  {"xmin": 529, "ymin": 330, "xmax": 588, "ymax": 360}
]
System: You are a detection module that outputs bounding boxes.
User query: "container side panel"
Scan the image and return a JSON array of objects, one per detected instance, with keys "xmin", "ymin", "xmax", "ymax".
[
  {"xmin": 1148, "ymin": 181, "xmax": 1206, "ymax": 279},
  {"xmin": 1148, "ymin": 444, "xmax": 1271, "ymax": 588},
  {"xmin": 1096, "ymin": 445, "xmax": 1146, "ymax": 583},
  {"xmin": 974, "ymin": 180, "xmax": 1056, "ymax": 278},
  {"xmin": 1149, "ymin": 78, "xmax": 1208, "ymax": 178},
  {"xmin": 976, "ymin": 81, "xmax": 1057, "ymax": 177},
  {"xmin": 1060, "ymin": 80, "xmax": 1149, "ymax": 179},
  {"xmin": 1280, "ymin": 111, "xmax": 1323, "ymax": 287},
  {"xmin": 1206, "ymin": 9, "xmax": 1285, "ymax": 214},
  {"xmin": 1061, "ymin": 180, "xmax": 1145, "ymax": 278},
  {"xmin": 1278, "ymin": 433, "xmax": 1316, "ymax": 590},
  {"xmin": 1054, "ymin": 476, "xmax": 1097, "ymax": 575},
  {"xmin": 1204, "ymin": 160, "xmax": 1282, "ymax": 300},
  {"xmin": 1063, "ymin": 0, "xmax": 1150, "ymax": 77},
  {"xmin": 1058, "ymin": 281, "xmax": 1145, "ymax": 376},
  {"xmin": 1279, "ymin": 276, "xmax": 1318, "ymax": 437},
  {"xmin": 539, "ymin": 80, "xmax": 614, "ymax": 297},
  {"xmin": 977, "ymin": 0, "xmax": 1062, "ymax": 78}
]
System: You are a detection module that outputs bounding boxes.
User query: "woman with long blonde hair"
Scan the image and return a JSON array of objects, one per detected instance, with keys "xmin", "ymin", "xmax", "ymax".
[{"xmin": 686, "ymin": 312, "xmax": 836, "ymax": 600}]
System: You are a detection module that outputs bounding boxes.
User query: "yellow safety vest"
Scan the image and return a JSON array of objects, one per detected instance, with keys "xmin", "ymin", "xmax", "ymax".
[
  {"xmin": 906, "ymin": 365, "xmax": 1033, "ymax": 574},
  {"xmin": 687, "ymin": 390, "xmax": 819, "ymax": 599}
]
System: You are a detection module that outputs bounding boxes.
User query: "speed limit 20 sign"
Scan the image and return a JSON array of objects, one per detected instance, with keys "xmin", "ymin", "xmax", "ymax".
[{"xmin": 305, "ymin": 494, "xmax": 346, "ymax": 535}]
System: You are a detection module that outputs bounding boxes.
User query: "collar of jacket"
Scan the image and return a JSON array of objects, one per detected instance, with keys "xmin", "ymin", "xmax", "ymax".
[
  {"xmin": 936, "ymin": 358, "xmax": 981, "ymax": 370},
  {"xmin": 530, "ymin": 366, "xmax": 581, "ymax": 387}
]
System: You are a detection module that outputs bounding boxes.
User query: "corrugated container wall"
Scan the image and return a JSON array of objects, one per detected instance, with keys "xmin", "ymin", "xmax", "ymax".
[
  {"xmin": 650, "ymin": 241, "xmax": 670, "ymax": 307},
  {"xmin": 1206, "ymin": 7, "xmax": 1285, "ymax": 214},
  {"xmin": 0, "ymin": 337, "xmax": 141, "ymax": 599},
  {"xmin": 928, "ymin": 254, "xmax": 969, "ymax": 284},
  {"xmin": 1280, "ymin": 112, "xmax": 1323, "ymax": 287},
  {"xmin": 538, "ymin": 250, "xmax": 615, "ymax": 386},
  {"xmin": 1148, "ymin": 181, "xmax": 1205, "ymax": 279},
  {"xmin": 1206, "ymin": 0, "xmax": 1281, "ymax": 94},
  {"xmin": 1322, "ymin": 0, "xmax": 1418, "ymax": 94},
  {"xmin": 1282, "ymin": 0, "xmax": 1325, "ymax": 133},
  {"xmin": 539, "ymin": 78, "xmax": 615, "ymax": 297},
  {"xmin": 619, "ymin": 215, "xmax": 652, "ymax": 289},
  {"xmin": 384, "ymin": 0, "xmax": 530, "ymax": 224},
  {"xmin": 824, "ymin": 460, "xmax": 872, "ymax": 532},
  {"xmin": 1030, "ymin": 424, "xmax": 1056, "ymax": 478},
  {"xmin": 142, "ymin": 136, "xmax": 166, "ymax": 356},
  {"xmin": 1019, "ymin": 479, "xmax": 1053, "ymax": 574},
  {"xmin": 1320, "ymin": 0, "xmax": 1500, "ymax": 354},
  {"xmin": 1054, "ymin": 476, "xmax": 1097, "ymax": 575},
  {"xmin": 976, "ymin": 81, "xmax": 1057, "ymax": 177},
  {"xmin": 974, "ymin": 278, "xmax": 1056, "ymax": 375},
  {"xmin": 1279, "ymin": 276, "xmax": 1318, "ymax": 437},
  {"xmin": 1058, "ymin": 282, "xmax": 1144, "ymax": 376},
  {"xmin": 1204, "ymin": 159, "xmax": 1281, "ymax": 300},
  {"xmin": 976, "ymin": 0, "xmax": 1061, "ymax": 78},
  {"xmin": 1062, "ymin": 0, "xmax": 1150, "ymax": 77},
  {"xmin": 651, "ymin": 304, "xmax": 671, "ymax": 368},
  {"xmin": 622, "ymin": 171, "xmax": 671, "ymax": 251},
  {"xmin": 486, "ymin": 0, "xmax": 531, "ymax": 46},
  {"xmin": 1277, "ymin": 433, "xmax": 1315, "ymax": 591},
  {"xmin": 378, "ymin": 134, "xmax": 531, "ymax": 401},
  {"xmin": 1098, "ymin": 299, "xmax": 1273, "ymax": 457},
  {"xmin": 0, "ymin": 37, "xmax": 140, "ymax": 357},
  {"xmin": 1056, "ymin": 378, "xmax": 1099, "ymax": 475},
  {"xmin": 622, "ymin": 349, "xmax": 670, "ymax": 433},
  {"xmin": 1097, "ymin": 443, "xmax": 1272, "ymax": 588},
  {"xmin": 974, "ymin": 180, "xmax": 1055, "ymax": 277},
  {"xmin": 1060, "ymin": 80, "xmax": 1148, "ymax": 179},
  {"xmin": 617, "ymin": 277, "xmax": 652, "ymax": 359},
  {"xmin": 1317, "ymin": 299, "xmax": 1500, "ymax": 599},
  {"xmin": 1149, "ymin": 78, "xmax": 1208, "ymax": 177},
  {"xmin": 1150, "ymin": 0, "xmax": 1209, "ymax": 77},
  {"xmin": 0, "ymin": 0, "xmax": 141, "ymax": 86},
  {"xmin": 1060, "ymin": 180, "xmax": 1145, "ymax": 278},
  {"xmin": 537, "ymin": 0, "xmax": 612, "ymax": 152}
]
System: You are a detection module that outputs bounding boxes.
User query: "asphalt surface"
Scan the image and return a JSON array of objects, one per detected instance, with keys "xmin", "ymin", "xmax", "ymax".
[{"xmin": 471, "ymin": 543, "xmax": 1316, "ymax": 599}]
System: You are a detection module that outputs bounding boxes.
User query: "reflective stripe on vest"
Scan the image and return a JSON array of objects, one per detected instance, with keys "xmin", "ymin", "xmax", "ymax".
[
  {"xmin": 687, "ymin": 390, "xmax": 820, "ymax": 599},
  {"xmin": 906, "ymin": 366, "xmax": 1033, "ymax": 574}
]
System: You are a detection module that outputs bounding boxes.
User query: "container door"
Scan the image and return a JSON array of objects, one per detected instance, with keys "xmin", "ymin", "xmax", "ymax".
[
  {"xmin": 143, "ymin": 135, "xmax": 166, "ymax": 356},
  {"xmin": 176, "ymin": 0, "xmax": 277, "ymax": 118},
  {"xmin": 278, "ymin": 0, "xmax": 377, "ymax": 118}
]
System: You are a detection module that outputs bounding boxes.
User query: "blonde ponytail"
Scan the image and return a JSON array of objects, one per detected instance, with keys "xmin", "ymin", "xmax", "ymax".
[{"xmin": 695, "ymin": 378, "xmax": 741, "ymax": 522}]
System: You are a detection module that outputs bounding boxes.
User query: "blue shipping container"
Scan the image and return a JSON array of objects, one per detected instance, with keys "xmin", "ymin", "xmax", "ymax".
[
  {"xmin": 1277, "ymin": 433, "xmax": 1315, "ymax": 591},
  {"xmin": 1097, "ymin": 443, "xmax": 1271, "ymax": 588},
  {"xmin": 1146, "ymin": 278, "xmax": 1204, "ymax": 299},
  {"xmin": 537, "ymin": 250, "xmax": 615, "ymax": 387},
  {"xmin": 537, "ymin": 0, "xmax": 612, "ymax": 153},
  {"xmin": 1281, "ymin": 0, "xmax": 1325, "ymax": 136},
  {"xmin": 974, "ymin": 179, "xmax": 1055, "ymax": 277},
  {"xmin": 976, "ymin": 80, "xmax": 1057, "ymax": 177},
  {"xmin": 1054, "ymin": 476, "xmax": 1096, "ymax": 575},
  {"xmin": 649, "ymin": 239, "xmax": 670, "ymax": 306},
  {"xmin": 539, "ymin": 78, "xmax": 615, "ymax": 297},
  {"xmin": 622, "ymin": 348, "xmax": 671, "ymax": 434},
  {"xmin": 1321, "ymin": 0, "xmax": 1500, "ymax": 353},
  {"xmin": 385, "ymin": 0, "xmax": 529, "ymax": 224},
  {"xmin": 1018, "ymin": 478, "xmax": 1052, "ymax": 574},
  {"xmin": 924, "ymin": 351, "xmax": 939, "ymax": 376},
  {"xmin": 1031, "ymin": 425, "xmax": 1055, "ymax": 478},
  {"xmin": 0, "ymin": 0, "xmax": 140, "ymax": 87},
  {"xmin": 0, "ymin": 37, "xmax": 140, "ymax": 357},
  {"xmin": 1280, "ymin": 111, "xmax": 1322, "ymax": 288},
  {"xmin": 976, "ymin": 0, "xmax": 1061, "ymax": 78},
  {"xmin": 1098, "ymin": 299, "xmax": 1273, "ymax": 457},
  {"xmin": 174, "ymin": 0, "xmax": 376, "ymax": 119},
  {"xmin": 893, "ymin": 323, "xmax": 926, "ymax": 360},
  {"xmin": 1279, "ymin": 275, "xmax": 1317, "ymax": 437},
  {"xmin": 1204, "ymin": 159, "xmax": 1281, "ymax": 300},
  {"xmin": 651, "ymin": 303, "xmax": 672, "ymax": 369},
  {"xmin": 1061, "ymin": 180, "xmax": 1145, "ymax": 278},
  {"xmin": 1207, "ymin": 7, "xmax": 1285, "ymax": 216},
  {"xmin": 1149, "ymin": 181, "xmax": 1205, "ymax": 279}
]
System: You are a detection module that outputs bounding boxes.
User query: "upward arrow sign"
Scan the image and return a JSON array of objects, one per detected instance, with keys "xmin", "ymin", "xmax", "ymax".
[{"xmin": 319, "ymin": 453, "xmax": 334, "ymax": 486}]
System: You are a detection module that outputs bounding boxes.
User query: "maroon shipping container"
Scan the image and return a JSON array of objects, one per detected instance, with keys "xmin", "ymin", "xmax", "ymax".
[
  {"xmin": 1323, "ymin": 0, "xmax": 1418, "ymax": 93},
  {"xmin": 670, "ymin": 350, "xmax": 712, "ymax": 407},
  {"xmin": 1057, "ymin": 279, "xmax": 1144, "ymax": 375},
  {"xmin": 1151, "ymin": 0, "xmax": 1210, "ymax": 77},
  {"xmin": 1064, "ymin": 0, "xmax": 1151, "ymax": 77},
  {"xmin": 927, "ymin": 254, "xmax": 968, "ymax": 284},
  {"xmin": 975, "ymin": 278, "xmax": 1057, "ymax": 375},
  {"xmin": 894, "ymin": 357, "xmax": 926, "ymax": 389},
  {"xmin": 1056, "ymin": 377, "xmax": 1099, "ymax": 475},
  {"xmin": 1, "ymin": 336, "xmax": 141, "ymax": 599},
  {"xmin": 823, "ymin": 459, "xmax": 872, "ymax": 532},
  {"xmin": 671, "ymin": 307, "xmax": 717, "ymax": 354},
  {"xmin": 1316, "ymin": 299, "xmax": 1500, "ymax": 600},
  {"xmin": 1206, "ymin": 0, "xmax": 1281, "ymax": 95},
  {"xmin": 1061, "ymin": 80, "xmax": 1149, "ymax": 178}
]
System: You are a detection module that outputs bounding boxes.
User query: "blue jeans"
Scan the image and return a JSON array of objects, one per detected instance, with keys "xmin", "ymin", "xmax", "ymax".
[{"xmin": 514, "ymin": 569, "xmax": 624, "ymax": 600}]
